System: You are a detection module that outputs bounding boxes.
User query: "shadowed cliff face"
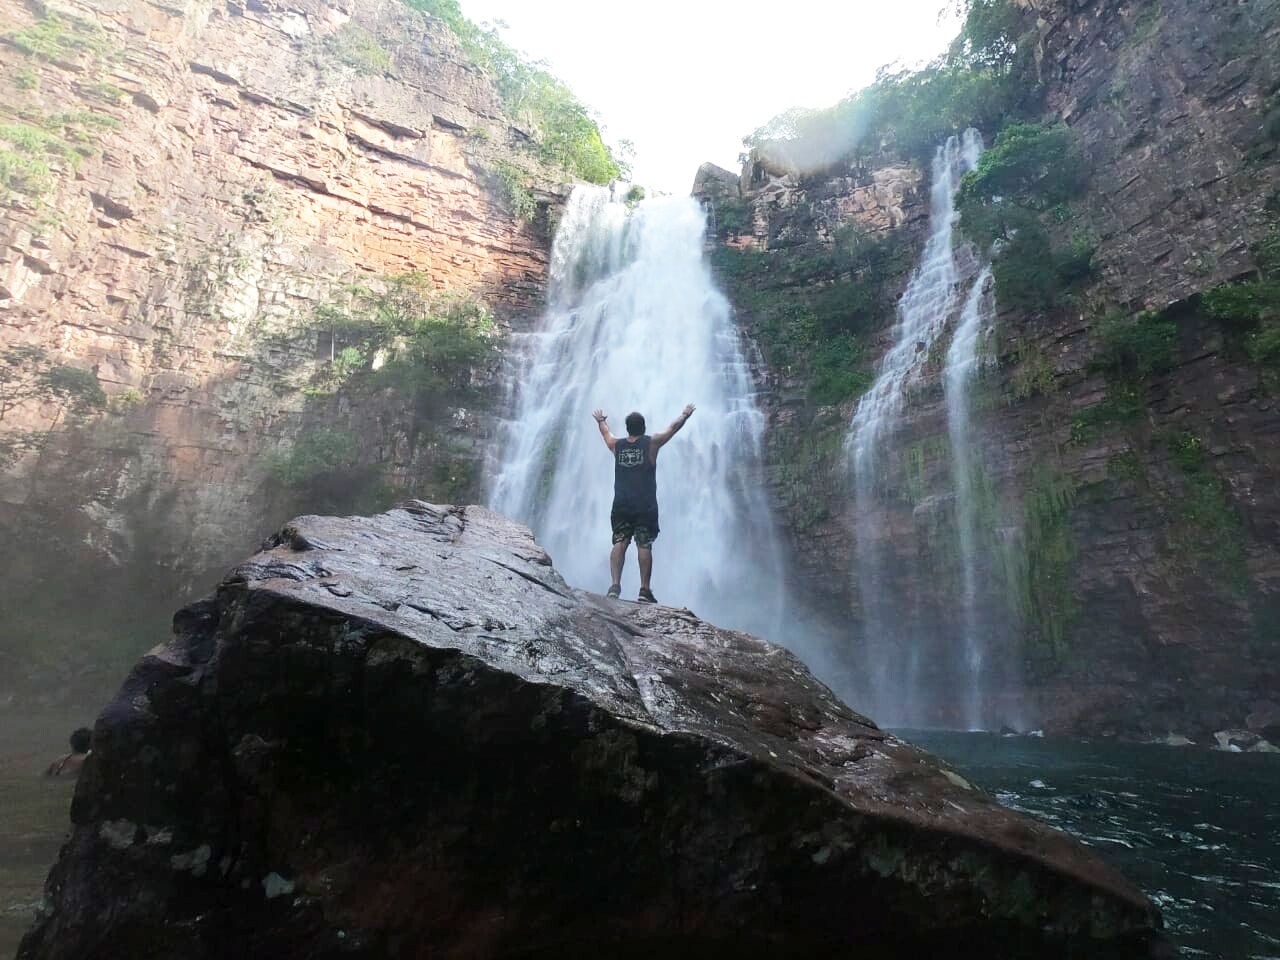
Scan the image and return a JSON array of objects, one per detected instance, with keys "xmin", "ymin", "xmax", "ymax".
[
  {"xmin": 19, "ymin": 503, "xmax": 1167, "ymax": 959},
  {"xmin": 0, "ymin": 0, "xmax": 565, "ymax": 699},
  {"xmin": 702, "ymin": 0, "xmax": 1280, "ymax": 739}
]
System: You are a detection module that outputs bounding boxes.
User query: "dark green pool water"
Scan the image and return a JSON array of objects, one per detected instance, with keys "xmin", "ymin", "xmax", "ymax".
[
  {"xmin": 1, "ymin": 713, "xmax": 80, "ymax": 960},
  {"xmin": 2, "ymin": 721, "xmax": 1277, "ymax": 958},
  {"xmin": 901, "ymin": 730, "xmax": 1280, "ymax": 960}
]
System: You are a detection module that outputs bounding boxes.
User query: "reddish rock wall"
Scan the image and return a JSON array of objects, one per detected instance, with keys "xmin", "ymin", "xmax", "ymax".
[{"xmin": 0, "ymin": 0, "xmax": 563, "ymax": 696}]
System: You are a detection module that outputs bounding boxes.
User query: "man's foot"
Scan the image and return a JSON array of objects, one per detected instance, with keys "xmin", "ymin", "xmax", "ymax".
[
  {"xmin": 637, "ymin": 588, "xmax": 657, "ymax": 604},
  {"xmin": 606, "ymin": 584, "xmax": 621, "ymax": 599}
]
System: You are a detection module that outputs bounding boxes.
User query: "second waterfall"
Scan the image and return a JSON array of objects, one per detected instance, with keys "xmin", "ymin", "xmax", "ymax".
[
  {"xmin": 490, "ymin": 187, "xmax": 787, "ymax": 643},
  {"xmin": 846, "ymin": 129, "xmax": 1016, "ymax": 730}
]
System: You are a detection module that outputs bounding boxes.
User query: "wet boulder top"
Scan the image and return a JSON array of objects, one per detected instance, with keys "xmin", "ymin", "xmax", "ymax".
[{"xmin": 21, "ymin": 504, "xmax": 1166, "ymax": 959}]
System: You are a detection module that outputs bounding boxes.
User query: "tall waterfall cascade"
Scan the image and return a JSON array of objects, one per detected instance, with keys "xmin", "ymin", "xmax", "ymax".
[
  {"xmin": 847, "ymin": 129, "xmax": 1012, "ymax": 729},
  {"xmin": 490, "ymin": 186, "xmax": 787, "ymax": 642},
  {"xmin": 943, "ymin": 264, "xmax": 1002, "ymax": 730}
]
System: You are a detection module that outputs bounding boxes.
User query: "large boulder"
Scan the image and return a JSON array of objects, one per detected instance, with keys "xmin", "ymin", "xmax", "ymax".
[{"xmin": 20, "ymin": 504, "xmax": 1167, "ymax": 959}]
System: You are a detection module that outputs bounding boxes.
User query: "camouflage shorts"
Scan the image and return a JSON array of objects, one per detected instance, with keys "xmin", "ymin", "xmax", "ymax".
[{"xmin": 610, "ymin": 508, "xmax": 659, "ymax": 549}]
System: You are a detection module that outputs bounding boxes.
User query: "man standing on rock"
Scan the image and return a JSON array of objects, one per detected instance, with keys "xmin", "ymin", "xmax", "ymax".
[{"xmin": 592, "ymin": 404, "xmax": 695, "ymax": 603}]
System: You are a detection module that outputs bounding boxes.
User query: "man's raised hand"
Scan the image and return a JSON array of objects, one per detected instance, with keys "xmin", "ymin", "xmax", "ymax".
[
  {"xmin": 682, "ymin": 404, "xmax": 695, "ymax": 418},
  {"xmin": 592, "ymin": 409, "xmax": 607, "ymax": 423}
]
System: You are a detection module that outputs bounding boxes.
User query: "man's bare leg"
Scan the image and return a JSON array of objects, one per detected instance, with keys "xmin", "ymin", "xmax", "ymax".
[
  {"xmin": 638, "ymin": 546, "xmax": 653, "ymax": 591},
  {"xmin": 610, "ymin": 538, "xmax": 629, "ymax": 590}
]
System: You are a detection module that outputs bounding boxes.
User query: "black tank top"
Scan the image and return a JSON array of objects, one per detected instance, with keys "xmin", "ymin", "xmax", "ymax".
[{"xmin": 613, "ymin": 436, "xmax": 657, "ymax": 512}]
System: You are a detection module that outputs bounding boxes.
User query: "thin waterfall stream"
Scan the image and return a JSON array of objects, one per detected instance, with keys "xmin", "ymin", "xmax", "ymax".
[
  {"xmin": 846, "ymin": 129, "xmax": 1003, "ymax": 728},
  {"xmin": 489, "ymin": 186, "xmax": 787, "ymax": 642},
  {"xmin": 943, "ymin": 264, "xmax": 1002, "ymax": 731}
]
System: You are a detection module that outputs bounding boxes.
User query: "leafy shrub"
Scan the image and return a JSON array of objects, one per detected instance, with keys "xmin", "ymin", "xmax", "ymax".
[
  {"xmin": 6, "ymin": 12, "xmax": 110, "ymax": 63},
  {"xmin": 403, "ymin": 0, "xmax": 619, "ymax": 184},
  {"xmin": 0, "ymin": 112, "xmax": 119, "ymax": 199},
  {"xmin": 958, "ymin": 123, "xmax": 1089, "ymax": 223},
  {"xmin": 492, "ymin": 161, "xmax": 536, "ymax": 222},
  {"xmin": 0, "ymin": 345, "xmax": 106, "ymax": 421},
  {"xmin": 306, "ymin": 273, "xmax": 499, "ymax": 413},
  {"xmin": 1201, "ymin": 228, "xmax": 1280, "ymax": 369},
  {"xmin": 1095, "ymin": 309, "xmax": 1178, "ymax": 376},
  {"xmin": 1069, "ymin": 380, "xmax": 1145, "ymax": 443},
  {"xmin": 1002, "ymin": 465, "xmax": 1078, "ymax": 658},
  {"xmin": 742, "ymin": 0, "xmax": 1039, "ymax": 169},
  {"xmin": 955, "ymin": 123, "xmax": 1093, "ymax": 312},
  {"xmin": 329, "ymin": 22, "xmax": 392, "ymax": 75},
  {"xmin": 809, "ymin": 337, "xmax": 873, "ymax": 406}
]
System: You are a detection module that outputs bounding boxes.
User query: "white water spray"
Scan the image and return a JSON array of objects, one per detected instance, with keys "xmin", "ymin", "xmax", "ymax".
[
  {"xmin": 944, "ymin": 264, "xmax": 995, "ymax": 730},
  {"xmin": 846, "ymin": 129, "xmax": 983, "ymax": 726},
  {"xmin": 490, "ymin": 186, "xmax": 786, "ymax": 641}
]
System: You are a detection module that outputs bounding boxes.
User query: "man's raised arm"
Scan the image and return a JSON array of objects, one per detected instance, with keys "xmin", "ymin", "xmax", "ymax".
[
  {"xmin": 652, "ymin": 404, "xmax": 695, "ymax": 448},
  {"xmin": 592, "ymin": 409, "xmax": 617, "ymax": 451}
]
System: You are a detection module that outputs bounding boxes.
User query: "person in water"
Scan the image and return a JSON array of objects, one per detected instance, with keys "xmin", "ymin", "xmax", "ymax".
[
  {"xmin": 592, "ymin": 404, "xmax": 695, "ymax": 603},
  {"xmin": 44, "ymin": 726, "xmax": 91, "ymax": 779}
]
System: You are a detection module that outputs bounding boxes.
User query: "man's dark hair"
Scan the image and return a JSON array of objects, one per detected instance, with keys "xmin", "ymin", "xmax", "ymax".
[
  {"xmin": 625, "ymin": 412, "xmax": 645, "ymax": 436},
  {"xmin": 69, "ymin": 727, "xmax": 92, "ymax": 754}
]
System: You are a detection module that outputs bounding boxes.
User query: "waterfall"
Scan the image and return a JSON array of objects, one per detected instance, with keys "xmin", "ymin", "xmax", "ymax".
[
  {"xmin": 846, "ymin": 129, "xmax": 984, "ymax": 727},
  {"xmin": 944, "ymin": 265, "xmax": 995, "ymax": 730},
  {"xmin": 489, "ymin": 186, "xmax": 786, "ymax": 642}
]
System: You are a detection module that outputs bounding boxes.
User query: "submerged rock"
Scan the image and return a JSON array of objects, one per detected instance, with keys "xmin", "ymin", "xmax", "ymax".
[{"xmin": 21, "ymin": 504, "xmax": 1168, "ymax": 959}]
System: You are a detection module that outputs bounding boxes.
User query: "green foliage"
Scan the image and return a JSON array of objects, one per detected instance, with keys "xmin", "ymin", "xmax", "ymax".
[
  {"xmin": 958, "ymin": 123, "xmax": 1089, "ymax": 226},
  {"xmin": 711, "ymin": 196, "xmax": 750, "ymax": 236},
  {"xmin": 266, "ymin": 427, "xmax": 392, "ymax": 515},
  {"xmin": 0, "ymin": 111, "xmax": 119, "ymax": 198},
  {"xmin": 1010, "ymin": 338, "xmax": 1056, "ymax": 399},
  {"xmin": 1070, "ymin": 380, "xmax": 1144, "ymax": 443},
  {"xmin": 1201, "ymin": 228, "xmax": 1280, "ymax": 371},
  {"xmin": 306, "ymin": 273, "xmax": 499, "ymax": 413},
  {"xmin": 0, "ymin": 149, "xmax": 52, "ymax": 197},
  {"xmin": 6, "ymin": 12, "xmax": 111, "ymax": 63},
  {"xmin": 402, "ymin": 0, "xmax": 620, "ymax": 183},
  {"xmin": 810, "ymin": 337, "xmax": 873, "ymax": 405},
  {"xmin": 954, "ymin": 123, "xmax": 1093, "ymax": 312},
  {"xmin": 1106, "ymin": 449, "xmax": 1145, "ymax": 482},
  {"xmin": 81, "ymin": 81, "xmax": 127, "ymax": 102},
  {"xmin": 329, "ymin": 22, "xmax": 392, "ymax": 75},
  {"xmin": 709, "ymin": 231, "xmax": 907, "ymax": 406},
  {"xmin": 1004, "ymin": 465, "xmax": 1078, "ymax": 659},
  {"xmin": 1163, "ymin": 431, "xmax": 1246, "ymax": 584},
  {"xmin": 1248, "ymin": 320, "xmax": 1280, "ymax": 366},
  {"xmin": 15, "ymin": 67, "xmax": 38, "ymax": 90},
  {"xmin": 268, "ymin": 426, "xmax": 359, "ymax": 487},
  {"xmin": 743, "ymin": 0, "xmax": 1038, "ymax": 168},
  {"xmin": 622, "ymin": 184, "xmax": 645, "ymax": 207},
  {"xmin": 772, "ymin": 427, "xmax": 844, "ymax": 532},
  {"xmin": 492, "ymin": 161, "xmax": 536, "ymax": 222},
  {"xmin": 0, "ymin": 344, "xmax": 106, "ymax": 427},
  {"xmin": 1094, "ymin": 309, "xmax": 1178, "ymax": 376}
]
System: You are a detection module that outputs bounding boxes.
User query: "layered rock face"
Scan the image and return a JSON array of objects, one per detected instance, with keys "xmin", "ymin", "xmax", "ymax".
[
  {"xmin": 19, "ymin": 504, "xmax": 1166, "ymax": 959},
  {"xmin": 0, "ymin": 0, "xmax": 561, "ymax": 690},
  {"xmin": 703, "ymin": 0, "xmax": 1280, "ymax": 737}
]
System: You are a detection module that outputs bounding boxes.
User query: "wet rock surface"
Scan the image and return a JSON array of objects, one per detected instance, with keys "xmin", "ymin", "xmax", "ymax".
[{"xmin": 20, "ymin": 504, "xmax": 1166, "ymax": 959}]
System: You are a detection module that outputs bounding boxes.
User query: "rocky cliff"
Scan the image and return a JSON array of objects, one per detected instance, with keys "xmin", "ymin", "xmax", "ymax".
[
  {"xmin": 701, "ymin": 0, "xmax": 1280, "ymax": 738},
  {"xmin": 0, "ymin": 0, "xmax": 566, "ymax": 697},
  {"xmin": 18, "ymin": 503, "xmax": 1167, "ymax": 959}
]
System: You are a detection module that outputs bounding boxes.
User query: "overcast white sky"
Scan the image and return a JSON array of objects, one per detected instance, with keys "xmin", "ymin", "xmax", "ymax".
[{"xmin": 456, "ymin": 0, "xmax": 963, "ymax": 193}]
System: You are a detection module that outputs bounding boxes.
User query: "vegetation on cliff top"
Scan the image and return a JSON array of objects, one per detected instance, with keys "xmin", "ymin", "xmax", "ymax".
[
  {"xmin": 403, "ymin": 0, "xmax": 621, "ymax": 184},
  {"xmin": 743, "ymin": 0, "xmax": 1039, "ymax": 168}
]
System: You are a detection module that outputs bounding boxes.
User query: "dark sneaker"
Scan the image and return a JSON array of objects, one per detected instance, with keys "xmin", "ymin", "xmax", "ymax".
[
  {"xmin": 606, "ymin": 584, "xmax": 621, "ymax": 599},
  {"xmin": 637, "ymin": 588, "xmax": 657, "ymax": 604}
]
